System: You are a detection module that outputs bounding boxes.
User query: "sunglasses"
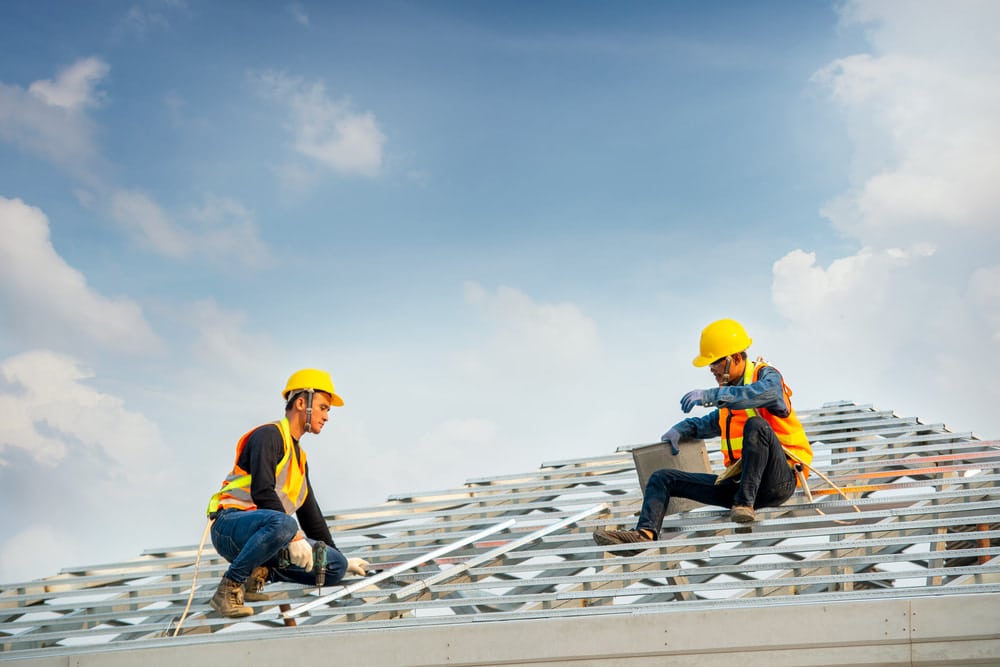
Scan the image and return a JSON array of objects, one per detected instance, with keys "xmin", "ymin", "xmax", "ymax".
[{"xmin": 709, "ymin": 356, "xmax": 730, "ymax": 369}]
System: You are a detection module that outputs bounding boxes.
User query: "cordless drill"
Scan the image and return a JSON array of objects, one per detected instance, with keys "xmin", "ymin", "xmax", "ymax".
[
  {"xmin": 313, "ymin": 540, "xmax": 327, "ymax": 593},
  {"xmin": 276, "ymin": 540, "xmax": 328, "ymax": 594}
]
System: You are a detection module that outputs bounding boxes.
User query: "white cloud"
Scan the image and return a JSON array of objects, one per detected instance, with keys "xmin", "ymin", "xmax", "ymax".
[
  {"xmin": 0, "ymin": 57, "xmax": 109, "ymax": 179},
  {"xmin": 0, "ymin": 350, "xmax": 179, "ymax": 583},
  {"xmin": 251, "ymin": 70, "xmax": 386, "ymax": 177},
  {"xmin": 383, "ymin": 418, "xmax": 501, "ymax": 492},
  {"xmin": 0, "ymin": 350, "xmax": 161, "ymax": 467},
  {"xmin": 190, "ymin": 195, "xmax": 271, "ymax": 266},
  {"xmin": 770, "ymin": 0, "xmax": 1000, "ymax": 436},
  {"xmin": 108, "ymin": 189, "xmax": 271, "ymax": 266},
  {"xmin": 288, "ymin": 3, "xmax": 310, "ymax": 26},
  {"xmin": 27, "ymin": 57, "xmax": 110, "ymax": 110},
  {"xmin": 0, "ymin": 196, "xmax": 163, "ymax": 355},
  {"xmin": 116, "ymin": 0, "xmax": 186, "ymax": 38},
  {"xmin": 110, "ymin": 189, "xmax": 190, "ymax": 258},
  {"xmin": 458, "ymin": 282, "xmax": 602, "ymax": 380},
  {"xmin": 812, "ymin": 1, "xmax": 1000, "ymax": 246},
  {"xmin": 184, "ymin": 299, "xmax": 281, "ymax": 381},
  {"xmin": 772, "ymin": 245, "xmax": 934, "ymax": 326},
  {"xmin": 0, "ymin": 524, "xmax": 66, "ymax": 584}
]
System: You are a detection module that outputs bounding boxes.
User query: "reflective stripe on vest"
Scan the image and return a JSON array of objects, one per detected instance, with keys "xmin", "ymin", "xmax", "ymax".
[
  {"xmin": 716, "ymin": 361, "xmax": 813, "ymax": 468},
  {"xmin": 211, "ymin": 418, "xmax": 309, "ymax": 515}
]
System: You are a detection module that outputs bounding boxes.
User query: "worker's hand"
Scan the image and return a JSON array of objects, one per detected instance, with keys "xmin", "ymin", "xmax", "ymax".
[
  {"xmin": 660, "ymin": 427, "xmax": 681, "ymax": 455},
  {"xmin": 288, "ymin": 538, "xmax": 314, "ymax": 571},
  {"xmin": 346, "ymin": 557, "xmax": 370, "ymax": 577},
  {"xmin": 680, "ymin": 389, "xmax": 705, "ymax": 413}
]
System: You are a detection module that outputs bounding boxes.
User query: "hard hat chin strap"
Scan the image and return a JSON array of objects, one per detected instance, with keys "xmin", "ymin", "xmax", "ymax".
[
  {"xmin": 720, "ymin": 357, "xmax": 732, "ymax": 385},
  {"xmin": 304, "ymin": 389, "xmax": 315, "ymax": 433}
]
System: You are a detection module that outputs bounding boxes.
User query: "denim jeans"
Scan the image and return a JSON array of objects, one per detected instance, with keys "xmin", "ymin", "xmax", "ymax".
[
  {"xmin": 211, "ymin": 508, "xmax": 348, "ymax": 585},
  {"xmin": 636, "ymin": 416, "xmax": 797, "ymax": 537}
]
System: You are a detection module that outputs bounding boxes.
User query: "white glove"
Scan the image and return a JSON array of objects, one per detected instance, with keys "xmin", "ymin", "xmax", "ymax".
[
  {"xmin": 288, "ymin": 538, "xmax": 314, "ymax": 571},
  {"xmin": 346, "ymin": 557, "xmax": 369, "ymax": 577}
]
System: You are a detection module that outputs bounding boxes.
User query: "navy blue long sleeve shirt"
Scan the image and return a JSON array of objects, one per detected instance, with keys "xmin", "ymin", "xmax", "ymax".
[
  {"xmin": 238, "ymin": 424, "xmax": 337, "ymax": 549},
  {"xmin": 672, "ymin": 364, "xmax": 790, "ymax": 441}
]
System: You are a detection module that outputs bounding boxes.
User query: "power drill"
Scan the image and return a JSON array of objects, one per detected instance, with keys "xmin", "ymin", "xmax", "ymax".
[
  {"xmin": 276, "ymin": 541, "xmax": 327, "ymax": 594},
  {"xmin": 313, "ymin": 540, "xmax": 327, "ymax": 592}
]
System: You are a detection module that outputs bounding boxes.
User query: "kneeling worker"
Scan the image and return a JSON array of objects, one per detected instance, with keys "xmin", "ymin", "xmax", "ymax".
[
  {"xmin": 207, "ymin": 368, "xmax": 369, "ymax": 617},
  {"xmin": 594, "ymin": 319, "xmax": 812, "ymax": 552}
]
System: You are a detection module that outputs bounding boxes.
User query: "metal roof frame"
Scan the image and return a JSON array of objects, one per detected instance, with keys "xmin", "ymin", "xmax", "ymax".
[{"xmin": 2, "ymin": 400, "xmax": 998, "ymax": 666}]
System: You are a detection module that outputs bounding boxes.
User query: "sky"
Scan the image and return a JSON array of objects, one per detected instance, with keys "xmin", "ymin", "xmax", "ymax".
[{"xmin": 1, "ymin": 0, "xmax": 998, "ymax": 583}]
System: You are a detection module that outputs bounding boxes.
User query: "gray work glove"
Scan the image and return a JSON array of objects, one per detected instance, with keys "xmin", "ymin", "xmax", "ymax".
[{"xmin": 661, "ymin": 427, "xmax": 681, "ymax": 455}]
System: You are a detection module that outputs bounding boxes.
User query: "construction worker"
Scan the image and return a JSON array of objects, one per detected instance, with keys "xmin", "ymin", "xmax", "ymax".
[
  {"xmin": 594, "ymin": 319, "xmax": 812, "ymax": 553},
  {"xmin": 207, "ymin": 369, "xmax": 369, "ymax": 617}
]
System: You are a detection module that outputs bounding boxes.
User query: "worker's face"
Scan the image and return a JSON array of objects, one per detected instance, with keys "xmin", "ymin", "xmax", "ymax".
[
  {"xmin": 709, "ymin": 355, "xmax": 745, "ymax": 386},
  {"xmin": 307, "ymin": 392, "xmax": 333, "ymax": 433}
]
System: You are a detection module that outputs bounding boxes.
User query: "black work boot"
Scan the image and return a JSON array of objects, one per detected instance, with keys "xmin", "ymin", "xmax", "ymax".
[
  {"xmin": 592, "ymin": 528, "xmax": 654, "ymax": 557},
  {"xmin": 243, "ymin": 566, "xmax": 270, "ymax": 602},
  {"xmin": 210, "ymin": 576, "xmax": 253, "ymax": 618}
]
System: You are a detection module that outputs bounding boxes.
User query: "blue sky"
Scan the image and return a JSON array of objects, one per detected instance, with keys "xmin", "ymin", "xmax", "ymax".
[{"xmin": 1, "ymin": 0, "xmax": 998, "ymax": 583}]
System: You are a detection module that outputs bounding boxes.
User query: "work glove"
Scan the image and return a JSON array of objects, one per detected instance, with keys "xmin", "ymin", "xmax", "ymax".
[
  {"xmin": 288, "ymin": 538, "xmax": 314, "ymax": 571},
  {"xmin": 346, "ymin": 557, "xmax": 370, "ymax": 577},
  {"xmin": 660, "ymin": 427, "xmax": 681, "ymax": 455},
  {"xmin": 680, "ymin": 389, "xmax": 706, "ymax": 414}
]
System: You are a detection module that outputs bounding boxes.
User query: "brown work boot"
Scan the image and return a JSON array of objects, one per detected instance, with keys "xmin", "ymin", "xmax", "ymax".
[
  {"xmin": 593, "ymin": 528, "xmax": 654, "ymax": 557},
  {"xmin": 730, "ymin": 505, "xmax": 756, "ymax": 523},
  {"xmin": 210, "ymin": 576, "xmax": 253, "ymax": 618},
  {"xmin": 243, "ymin": 566, "xmax": 270, "ymax": 602}
]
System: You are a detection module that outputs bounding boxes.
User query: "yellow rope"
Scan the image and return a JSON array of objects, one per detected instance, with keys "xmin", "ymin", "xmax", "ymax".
[
  {"xmin": 785, "ymin": 449, "xmax": 862, "ymax": 524},
  {"xmin": 172, "ymin": 518, "xmax": 213, "ymax": 637}
]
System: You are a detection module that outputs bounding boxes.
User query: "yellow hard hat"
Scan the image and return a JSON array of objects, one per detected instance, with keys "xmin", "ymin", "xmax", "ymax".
[
  {"xmin": 282, "ymin": 368, "xmax": 344, "ymax": 406},
  {"xmin": 693, "ymin": 319, "xmax": 752, "ymax": 367}
]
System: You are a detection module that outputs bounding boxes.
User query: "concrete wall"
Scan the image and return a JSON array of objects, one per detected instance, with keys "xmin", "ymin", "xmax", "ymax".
[{"xmin": 5, "ymin": 593, "xmax": 999, "ymax": 667}]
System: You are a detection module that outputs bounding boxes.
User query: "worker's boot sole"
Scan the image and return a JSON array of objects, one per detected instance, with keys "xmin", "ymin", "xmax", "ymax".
[{"xmin": 593, "ymin": 529, "xmax": 653, "ymax": 557}]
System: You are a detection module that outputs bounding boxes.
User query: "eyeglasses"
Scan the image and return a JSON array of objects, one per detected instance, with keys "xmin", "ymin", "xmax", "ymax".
[{"xmin": 709, "ymin": 357, "xmax": 729, "ymax": 369}]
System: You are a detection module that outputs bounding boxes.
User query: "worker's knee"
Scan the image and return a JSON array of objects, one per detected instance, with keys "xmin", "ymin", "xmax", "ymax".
[
  {"xmin": 742, "ymin": 417, "xmax": 775, "ymax": 450},
  {"xmin": 269, "ymin": 513, "xmax": 299, "ymax": 544},
  {"xmin": 647, "ymin": 468, "xmax": 678, "ymax": 490},
  {"xmin": 325, "ymin": 547, "xmax": 348, "ymax": 583}
]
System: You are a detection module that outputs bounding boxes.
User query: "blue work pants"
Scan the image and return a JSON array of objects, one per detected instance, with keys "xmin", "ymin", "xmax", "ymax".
[
  {"xmin": 211, "ymin": 508, "xmax": 348, "ymax": 585},
  {"xmin": 636, "ymin": 417, "xmax": 797, "ymax": 537}
]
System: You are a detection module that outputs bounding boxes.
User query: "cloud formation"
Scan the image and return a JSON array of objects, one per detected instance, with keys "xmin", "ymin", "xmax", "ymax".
[
  {"xmin": 288, "ymin": 3, "xmax": 310, "ymax": 27},
  {"xmin": 251, "ymin": 70, "xmax": 386, "ymax": 177},
  {"xmin": 0, "ymin": 57, "xmax": 109, "ymax": 180},
  {"xmin": 0, "ymin": 350, "xmax": 162, "ymax": 467},
  {"xmin": 0, "ymin": 349, "xmax": 175, "ymax": 583},
  {"xmin": 458, "ymin": 282, "xmax": 602, "ymax": 379},
  {"xmin": 0, "ymin": 196, "xmax": 163, "ymax": 355},
  {"xmin": 770, "ymin": 0, "xmax": 1000, "ymax": 433},
  {"xmin": 812, "ymin": 1, "xmax": 1000, "ymax": 246},
  {"xmin": 108, "ymin": 189, "xmax": 271, "ymax": 266}
]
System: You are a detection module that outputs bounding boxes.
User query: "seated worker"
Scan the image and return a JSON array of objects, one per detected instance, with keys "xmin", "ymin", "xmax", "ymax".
[
  {"xmin": 207, "ymin": 368, "xmax": 369, "ymax": 617},
  {"xmin": 594, "ymin": 319, "xmax": 812, "ymax": 553}
]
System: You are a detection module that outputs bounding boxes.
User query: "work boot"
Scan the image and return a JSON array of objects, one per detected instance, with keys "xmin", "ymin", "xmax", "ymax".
[
  {"xmin": 243, "ymin": 566, "xmax": 270, "ymax": 602},
  {"xmin": 730, "ymin": 505, "xmax": 756, "ymax": 523},
  {"xmin": 210, "ymin": 576, "xmax": 253, "ymax": 618},
  {"xmin": 593, "ymin": 528, "xmax": 654, "ymax": 557}
]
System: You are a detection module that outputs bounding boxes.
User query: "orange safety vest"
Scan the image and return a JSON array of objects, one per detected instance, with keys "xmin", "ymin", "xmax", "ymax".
[
  {"xmin": 717, "ymin": 361, "xmax": 812, "ymax": 469},
  {"xmin": 207, "ymin": 418, "xmax": 310, "ymax": 517}
]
